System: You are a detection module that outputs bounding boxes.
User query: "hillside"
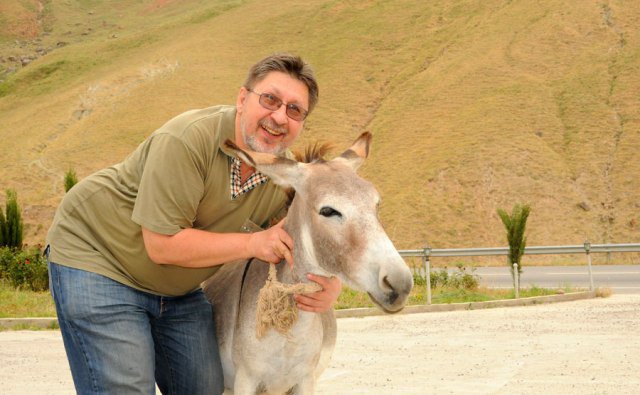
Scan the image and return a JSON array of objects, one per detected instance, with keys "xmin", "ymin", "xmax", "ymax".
[{"xmin": 0, "ymin": 0, "xmax": 638, "ymax": 264}]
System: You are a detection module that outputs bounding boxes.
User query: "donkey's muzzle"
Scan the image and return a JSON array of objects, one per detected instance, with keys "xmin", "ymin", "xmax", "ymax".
[{"xmin": 368, "ymin": 267, "xmax": 413, "ymax": 313}]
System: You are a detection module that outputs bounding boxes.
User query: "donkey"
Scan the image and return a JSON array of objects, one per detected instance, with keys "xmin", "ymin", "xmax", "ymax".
[{"xmin": 202, "ymin": 132, "xmax": 413, "ymax": 394}]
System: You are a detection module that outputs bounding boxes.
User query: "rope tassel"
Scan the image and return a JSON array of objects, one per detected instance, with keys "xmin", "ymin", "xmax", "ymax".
[{"xmin": 255, "ymin": 264, "xmax": 322, "ymax": 338}]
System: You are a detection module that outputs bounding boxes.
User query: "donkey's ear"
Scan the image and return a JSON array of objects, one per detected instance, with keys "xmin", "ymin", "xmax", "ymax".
[
  {"xmin": 334, "ymin": 132, "xmax": 372, "ymax": 171},
  {"xmin": 224, "ymin": 140, "xmax": 306, "ymax": 189}
]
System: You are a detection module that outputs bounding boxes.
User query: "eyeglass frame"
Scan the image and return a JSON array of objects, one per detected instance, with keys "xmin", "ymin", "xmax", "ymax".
[{"xmin": 245, "ymin": 88, "xmax": 309, "ymax": 122}]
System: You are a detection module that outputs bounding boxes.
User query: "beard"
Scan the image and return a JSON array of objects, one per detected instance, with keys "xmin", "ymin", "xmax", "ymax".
[{"xmin": 240, "ymin": 116, "xmax": 288, "ymax": 155}]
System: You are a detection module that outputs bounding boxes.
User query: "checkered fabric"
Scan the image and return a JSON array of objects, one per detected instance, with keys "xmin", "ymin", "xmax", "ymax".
[{"xmin": 230, "ymin": 157, "xmax": 268, "ymax": 199}]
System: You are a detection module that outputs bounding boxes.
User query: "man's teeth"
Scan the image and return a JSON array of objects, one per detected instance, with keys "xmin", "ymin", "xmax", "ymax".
[{"xmin": 263, "ymin": 125, "xmax": 284, "ymax": 136}]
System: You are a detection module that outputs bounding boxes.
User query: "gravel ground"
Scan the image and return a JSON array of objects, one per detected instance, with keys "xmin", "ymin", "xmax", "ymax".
[{"xmin": 1, "ymin": 294, "xmax": 639, "ymax": 394}]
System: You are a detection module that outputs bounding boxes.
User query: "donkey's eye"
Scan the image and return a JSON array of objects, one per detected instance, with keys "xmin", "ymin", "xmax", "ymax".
[{"xmin": 319, "ymin": 206, "xmax": 342, "ymax": 218}]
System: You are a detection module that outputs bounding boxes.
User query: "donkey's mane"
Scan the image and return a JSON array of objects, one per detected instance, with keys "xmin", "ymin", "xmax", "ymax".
[
  {"xmin": 293, "ymin": 141, "xmax": 334, "ymax": 164},
  {"xmin": 285, "ymin": 141, "xmax": 333, "ymax": 205}
]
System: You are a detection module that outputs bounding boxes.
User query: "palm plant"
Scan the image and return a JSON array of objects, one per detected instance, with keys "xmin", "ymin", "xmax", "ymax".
[{"xmin": 497, "ymin": 203, "xmax": 531, "ymax": 284}]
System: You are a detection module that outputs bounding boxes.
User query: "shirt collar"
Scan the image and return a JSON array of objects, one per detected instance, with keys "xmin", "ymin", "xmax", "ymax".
[{"xmin": 229, "ymin": 156, "xmax": 268, "ymax": 199}]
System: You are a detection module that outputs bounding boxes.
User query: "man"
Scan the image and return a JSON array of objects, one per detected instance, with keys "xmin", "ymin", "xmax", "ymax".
[{"xmin": 46, "ymin": 53, "xmax": 342, "ymax": 394}]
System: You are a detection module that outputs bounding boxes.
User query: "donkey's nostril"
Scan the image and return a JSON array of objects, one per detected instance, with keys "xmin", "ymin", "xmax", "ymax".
[
  {"xmin": 382, "ymin": 276, "xmax": 399, "ymax": 304},
  {"xmin": 382, "ymin": 275, "xmax": 392, "ymax": 290}
]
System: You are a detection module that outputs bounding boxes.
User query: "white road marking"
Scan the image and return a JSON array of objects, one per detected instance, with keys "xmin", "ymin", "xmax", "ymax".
[
  {"xmin": 547, "ymin": 272, "xmax": 640, "ymax": 275},
  {"xmin": 474, "ymin": 271, "xmax": 640, "ymax": 276}
]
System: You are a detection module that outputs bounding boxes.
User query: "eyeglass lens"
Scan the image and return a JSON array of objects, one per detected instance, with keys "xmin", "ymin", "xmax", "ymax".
[{"xmin": 257, "ymin": 92, "xmax": 307, "ymax": 121}]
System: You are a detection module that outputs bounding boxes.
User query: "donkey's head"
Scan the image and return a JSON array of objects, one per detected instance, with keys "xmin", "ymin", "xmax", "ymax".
[{"xmin": 226, "ymin": 132, "xmax": 413, "ymax": 313}]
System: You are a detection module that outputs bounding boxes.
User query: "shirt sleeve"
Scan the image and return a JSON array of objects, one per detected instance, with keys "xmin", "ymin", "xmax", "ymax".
[{"xmin": 131, "ymin": 133, "xmax": 205, "ymax": 235}]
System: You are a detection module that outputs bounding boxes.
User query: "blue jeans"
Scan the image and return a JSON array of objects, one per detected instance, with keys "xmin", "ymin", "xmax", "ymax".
[{"xmin": 48, "ymin": 261, "xmax": 224, "ymax": 395}]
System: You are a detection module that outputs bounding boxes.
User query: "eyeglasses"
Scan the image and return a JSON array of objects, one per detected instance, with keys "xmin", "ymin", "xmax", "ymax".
[{"xmin": 246, "ymin": 89, "xmax": 309, "ymax": 122}]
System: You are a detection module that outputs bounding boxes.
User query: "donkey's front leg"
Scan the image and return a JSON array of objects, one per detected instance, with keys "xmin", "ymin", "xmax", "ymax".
[
  {"xmin": 290, "ymin": 377, "xmax": 315, "ymax": 395},
  {"xmin": 233, "ymin": 367, "xmax": 260, "ymax": 395}
]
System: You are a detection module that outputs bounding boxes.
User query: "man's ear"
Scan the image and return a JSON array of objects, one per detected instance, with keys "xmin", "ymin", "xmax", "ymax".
[{"xmin": 236, "ymin": 87, "xmax": 248, "ymax": 113}]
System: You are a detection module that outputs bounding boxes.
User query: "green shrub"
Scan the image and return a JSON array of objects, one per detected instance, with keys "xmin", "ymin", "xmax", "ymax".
[
  {"xmin": 64, "ymin": 168, "xmax": 78, "ymax": 192},
  {"xmin": 0, "ymin": 246, "xmax": 49, "ymax": 291},
  {"xmin": 432, "ymin": 268, "xmax": 449, "ymax": 288},
  {"xmin": 413, "ymin": 272, "xmax": 426, "ymax": 286},
  {"xmin": 460, "ymin": 271, "xmax": 479, "ymax": 290},
  {"xmin": 412, "ymin": 265, "xmax": 479, "ymax": 291},
  {"xmin": 0, "ymin": 208, "xmax": 5, "ymax": 247},
  {"xmin": 0, "ymin": 246, "xmax": 13, "ymax": 278}
]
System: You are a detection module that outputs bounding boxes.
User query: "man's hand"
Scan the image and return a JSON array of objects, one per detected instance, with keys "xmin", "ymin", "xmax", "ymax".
[
  {"xmin": 294, "ymin": 275, "xmax": 342, "ymax": 313},
  {"xmin": 247, "ymin": 219, "xmax": 294, "ymax": 267}
]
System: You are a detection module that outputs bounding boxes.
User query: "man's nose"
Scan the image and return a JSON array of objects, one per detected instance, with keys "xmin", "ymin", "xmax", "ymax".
[{"xmin": 271, "ymin": 104, "xmax": 289, "ymax": 125}]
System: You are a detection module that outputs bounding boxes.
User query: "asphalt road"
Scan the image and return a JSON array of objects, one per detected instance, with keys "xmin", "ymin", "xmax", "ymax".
[{"xmin": 471, "ymin": 264, "xmax": 640, "ymax": 294}]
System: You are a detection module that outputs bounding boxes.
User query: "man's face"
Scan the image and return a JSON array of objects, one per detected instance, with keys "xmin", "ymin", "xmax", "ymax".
[{"xmin": 235, "ymin": 71, "xmax": 309, "ymax": 155}]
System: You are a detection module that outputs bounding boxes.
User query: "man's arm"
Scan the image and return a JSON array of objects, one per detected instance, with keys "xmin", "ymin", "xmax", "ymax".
[
  {"xmin": 141, "ymin": 219, "xmax": 294, "ymax": 267},
  {"xmin": 142, "ymin": 221, "xmax": 341, "ymax": 312}
]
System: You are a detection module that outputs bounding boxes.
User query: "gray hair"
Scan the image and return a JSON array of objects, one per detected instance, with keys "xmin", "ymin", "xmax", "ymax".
[{"xmin": 244, "ymin": 53, "xmax": 319, "ymax": 114}]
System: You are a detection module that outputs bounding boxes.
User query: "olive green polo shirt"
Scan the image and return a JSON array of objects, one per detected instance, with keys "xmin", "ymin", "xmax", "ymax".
[{"xmin": 46, "ymin": 105, "xmax": 288, "ymax": 296}]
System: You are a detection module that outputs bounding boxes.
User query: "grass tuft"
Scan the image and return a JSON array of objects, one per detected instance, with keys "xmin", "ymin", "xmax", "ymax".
[{"xmin": 0, "ymin": 279, "xmax": 56, "ymax": 318}]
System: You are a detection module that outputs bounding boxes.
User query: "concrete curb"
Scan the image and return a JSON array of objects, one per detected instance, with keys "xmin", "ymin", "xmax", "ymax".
[
  {"xmin": 0, "ymin": 291, "xmax": 597, "ymax": 329},
  {"xmin": 334, "ymin": 291, "xmax": 597, "ymax": 318},
  {"xmin": 0, "ymin": 317, "xmax": 60, "ymax": 330}
]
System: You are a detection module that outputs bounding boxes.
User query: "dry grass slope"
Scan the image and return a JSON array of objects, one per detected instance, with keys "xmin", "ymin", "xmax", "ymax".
[{"xmin": 0, "ymin": 0, "xmax": 638, "ymax": 264}]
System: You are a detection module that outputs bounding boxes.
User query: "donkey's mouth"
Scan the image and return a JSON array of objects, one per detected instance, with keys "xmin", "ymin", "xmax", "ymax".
[{"xmin": 367, "ymin": 291, "xmax": 405, "ymax": 314}]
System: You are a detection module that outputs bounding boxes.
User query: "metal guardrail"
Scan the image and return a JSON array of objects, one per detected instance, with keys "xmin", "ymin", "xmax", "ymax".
[
  {"xmin": 399, "ymin": 243, "xmax": 640, "ymax": 258},
  {"xmin": 399, "ymin": 242, "xmax": 640, "ymax": 304}
]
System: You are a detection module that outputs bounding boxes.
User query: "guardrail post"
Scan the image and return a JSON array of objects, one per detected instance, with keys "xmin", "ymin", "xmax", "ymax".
[
  {"xmin": 423, "ymin": 246, "xmax": 432, "ymax": 305},
  {"xmin": 513, "ymin": 263, "xmax": 519, "ymax": 299},
  {"xmin": 584, "ymin": 240, "xmax": 594, "ymax": 291}
]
